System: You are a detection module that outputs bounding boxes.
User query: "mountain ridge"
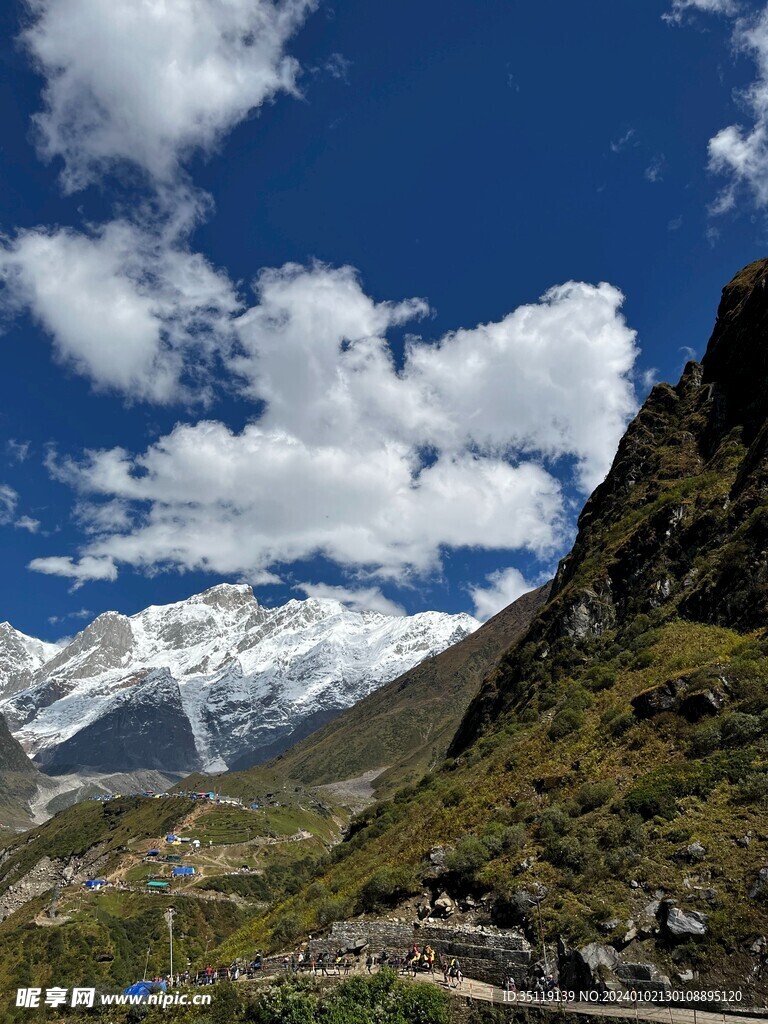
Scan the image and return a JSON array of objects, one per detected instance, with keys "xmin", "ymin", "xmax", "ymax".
[
  {"xmin": 185, "ymin": 581, "xmax": 552, "ymax": 802},
  {"xmin": 0, "ymin": 584, "xmax": 479, "ymax": 776}
]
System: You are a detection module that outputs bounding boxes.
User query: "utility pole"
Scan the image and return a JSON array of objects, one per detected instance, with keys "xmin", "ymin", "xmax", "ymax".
[
  {"xmin": 165, "ymin": 908, "xmax": 176, "ymax": 982},
  {"xmin": 143, "ymin": 946, "xmax": 151, "ymax": 981},
  {"xmin": 528, "ymin": 895, "xmax": 549, "ymax": 975}
]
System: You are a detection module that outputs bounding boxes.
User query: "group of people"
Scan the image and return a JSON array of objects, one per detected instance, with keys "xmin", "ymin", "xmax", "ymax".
[
  {"xmin": 191, "ymin": 963, "xmax": 243, "ymax": 985},
  {"xmin": 502, "ymin": 971, "xmax": 557, "ymax": 995},
  {"xmin": 402, "ymin": 943, "xmax": 463, "ymax": 989},
  {"xmin": 272, "ymin": 943, "xmax": 464, "ymax": 988},
  {"xmin": 163, "ymin": 949, "xmax": 559, "ymax": 996}
]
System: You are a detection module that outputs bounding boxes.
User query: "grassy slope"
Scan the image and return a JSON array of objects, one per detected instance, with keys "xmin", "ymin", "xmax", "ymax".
[
  {"xmin": 0, "ymin": 889, "xmax": 247, "ymax": 998},
  {"xmin": 182, "ymin": 584, "xmax": 550, "ymax": 804}
]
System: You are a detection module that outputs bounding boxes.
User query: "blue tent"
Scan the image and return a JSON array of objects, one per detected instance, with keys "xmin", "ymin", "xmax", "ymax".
[
  {"xmin": 124, "ymin": 981, "xmax": 167, "ymax": 997},
  {"xmin": 84, "ymin": 879, "xmax": 106, "ymax": 889},
  {"xmin": 172, "ymin": 866, "xmax": 195, "ymax": 876},
  {"xmin": 147, "ymin": 849, "xmax": 160, "ymax": 856}
]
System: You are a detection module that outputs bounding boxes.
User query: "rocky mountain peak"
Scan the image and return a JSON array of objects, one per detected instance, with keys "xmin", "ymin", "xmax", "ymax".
[
  {"xmin": 0, "ymin": 624, "xmax": 59, "ymax": 701},
  {"xmin": 1, "ymin": 588, "xmax": 478, "ymax": 774},
  {"xmin": 190, "ymin": 582, "xmax": 258, "ymax": 611},
  {"xmin": 701, "ymin": 256, "xmax": 768, "ymax": 444}
]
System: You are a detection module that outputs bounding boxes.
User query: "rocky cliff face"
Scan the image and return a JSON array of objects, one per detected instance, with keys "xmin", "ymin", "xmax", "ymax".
[
  {"xmin": 452, "ymin": 257, "xmax": 768, "ymax": 751},
  {"xmin": 0, "ymin": 624, "xmax": 58, "ymax": 701},
  {"xmin": 1, "ymin": 585, "xmax": 478, "ymax": 773}
]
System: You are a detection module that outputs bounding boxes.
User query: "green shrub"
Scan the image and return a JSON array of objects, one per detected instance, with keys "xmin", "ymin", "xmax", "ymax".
[
  {"xmin": 315, "ymin": 895, "xmax": 353, "ymax": 928},
  {"xmin": 689, "ymin": 723, "xmax": 722, "ymax": 756},
  {"xmin": 585, "ymin": 666, "xmax": 617, "ymax": 691},
  {"xmin": 441, "ymin": 785, "xmax": 465, "ymax": 808},
  {"xmin": 270, "ymin": 911, "xmax": 302, "ymax": 948},
  {"xmin": 632, "ymin": 650, "xmax": 654, "ymax": 669},
  {"xmin": 548, "ymin": 708, "xmax": 584, "ymax": 740},
  {"xmin": 734, "ymin": 772, "xmax": 768, "ymax": 805},
  {"xmin": 721, "ymin": 713, "xmax": 763, "ymax": 747},
  {"xmin": 480, "ymin": 822, "xmax": 525, "ymax": 856},
  {"xmin": 198, "ymin": 874, "xmax": 271, "ymax": 899},
  {"xmin": 542, "ymin": 835, "xmax": 584, "ymax": 869},
  {"xmin": 357, "ymin": 866, "xmax": 419, "ymax": 913},
  {"xmin": 623, "ymin": 762, "xmax": 715, "ymax": 820},
  {"xmin": 445, "ymin": 836, "xmax": 493, "ymax": 882},
  {"xmin": 574, "ymin": 781, "xmax": 615, "ymax": 813}
]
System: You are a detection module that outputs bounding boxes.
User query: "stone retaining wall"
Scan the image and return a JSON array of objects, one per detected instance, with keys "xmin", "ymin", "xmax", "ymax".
[{"xmin": 308, "ymin": 919, "xmax": 532, "ymax": 987}]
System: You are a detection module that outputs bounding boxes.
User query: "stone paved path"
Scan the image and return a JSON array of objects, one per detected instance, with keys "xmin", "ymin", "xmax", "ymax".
[{"xmin": 408, "ymin": 971, "xmax": 768, "ymax": 1024}]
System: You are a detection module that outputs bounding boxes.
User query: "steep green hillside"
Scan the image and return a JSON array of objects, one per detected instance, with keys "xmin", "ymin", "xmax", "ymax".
[
  {"xmin": 215, "ymin": 259, "xmax": 768, "ymax": 997},
  {"xmin": 0, "ymin": 713, "xmax": 41, "ymax": 832},
  {"xmin": 0, "ymin": 890, "xmax": 246, "ymax": 1008},
  {"xmin": 184, "ymin": 583, "xmax": 550, "ymax": 804}
]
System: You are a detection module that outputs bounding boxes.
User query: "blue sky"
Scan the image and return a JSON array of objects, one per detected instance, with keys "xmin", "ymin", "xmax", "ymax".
[{"xmin": 0, "ymin": 0, "xmax": 766, "ymax": 639}]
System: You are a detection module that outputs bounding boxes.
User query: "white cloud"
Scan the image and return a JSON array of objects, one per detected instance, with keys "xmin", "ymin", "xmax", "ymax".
[
  {"xmin": 46, "ymin": 422, "xmax": 565, "ymax": 581},
  {"xmin": 644, "ymin": 155, "xmax": 665, "ymax": 182},
  {"xmin": 15, "ymin": 516, "xmax": 41, "ymax": 533},
  {"xmin": 470, "ymin": 567, "xmax": 535, "ymax": 622},
  {"xmin": 0, "ymin": 485, "xmax": 18, "ymax": 525},
  {"xmin": 28, "ymin": 554, "xmax": 118, "ymax": 589},
  {"xmin": 296, "ymin": 583, "xmax": 405, "ymax": 616},
  {"xmin": 707, "ymin": 3, "xmax": 768, "ymax": 212},
  {"xmin": 0, "ymin": 216, "xmax": 239, "ymax": 402},
  {"xmin": 233, "ymin": 264, "xmax": 638, "ymax": 493},
  {"xmin": 21, "ymin": 0, "xmax": 317, "ymax": 190},
  {"xmin": 665, "ymin": 0, "xmax": 737, "ymax": 23},
  {"xmin": 709, "ymin": 7, "xmax": 768, "ymax": 212},
  {"xmin": 48, "ymin": 608, "xmax": 92, "ymax": 625},
  {"xmin": 73, "ymin": 499, "xmax": 133, "ymax": 535},
  {"xmin": 610, "ymin": 128, "xmax": 638, "ymax": 153},
  {"xmin": 37, "ymin": 264, "xmax": 638, "ymax": 586},
  {"xmin": 669, "ymin": 1, "xmax": 768, "ymax": 212},
  {"xmin": 6, "ymin": 440, "xmax": 31, "ymax": 463},
  {"xmin": 640, "ymin": 368, "xmax": 659, "ymax": 390}
]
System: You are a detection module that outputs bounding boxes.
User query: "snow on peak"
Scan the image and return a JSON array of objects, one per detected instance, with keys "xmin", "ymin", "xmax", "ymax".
[
  {"xmin": 0, "ymin": 587, "xmax": 480, "ymax": 774},
  {"xmin": 0, "ymin": 623, "xmax": 59, "ymax": 701}
]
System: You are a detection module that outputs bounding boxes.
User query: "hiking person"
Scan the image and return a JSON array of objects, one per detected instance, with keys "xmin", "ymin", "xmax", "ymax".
[
  {"xmin": 425, "ymin": 944, "xmax": 435, "ymax": 973},
  {"xmin": 334, "ymin": 949, "xmax": 344, "ymax": 975},
  {"xmin": 318, "ymin": 953, "xmax": 329, "ymax": 977},
  {"xmin": 366, "ymin": 952, "xmax": 374, "ymax": 974},
  {"xmin": 440, "ymin": 955, "xmax": 449, "ymax": 985},
  {"xmin": 448, "ymin": 957, "xmax": 462, "ymax": 989}
]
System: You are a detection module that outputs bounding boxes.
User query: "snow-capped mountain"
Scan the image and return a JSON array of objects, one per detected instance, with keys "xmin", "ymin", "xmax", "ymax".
[
  {"xmin": 0, "ymin": 624, "xmax": 59, "ymax": 701},
  {"xmin": 1, "ymin": 585, "xmax": 478, "ymax": 773}
]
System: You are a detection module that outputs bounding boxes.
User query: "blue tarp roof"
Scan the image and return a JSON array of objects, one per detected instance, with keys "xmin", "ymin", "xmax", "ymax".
[
  {"xmin": 172, "ymin": 866, "xmax": 195, "ymax": 875},
  {"xmin": 147, "ymin": 849, "xmax": 160, "ymax": 855},
  {"xmin": 124, "ymin": 981, "xmax": 166, "ymax": 997}
]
